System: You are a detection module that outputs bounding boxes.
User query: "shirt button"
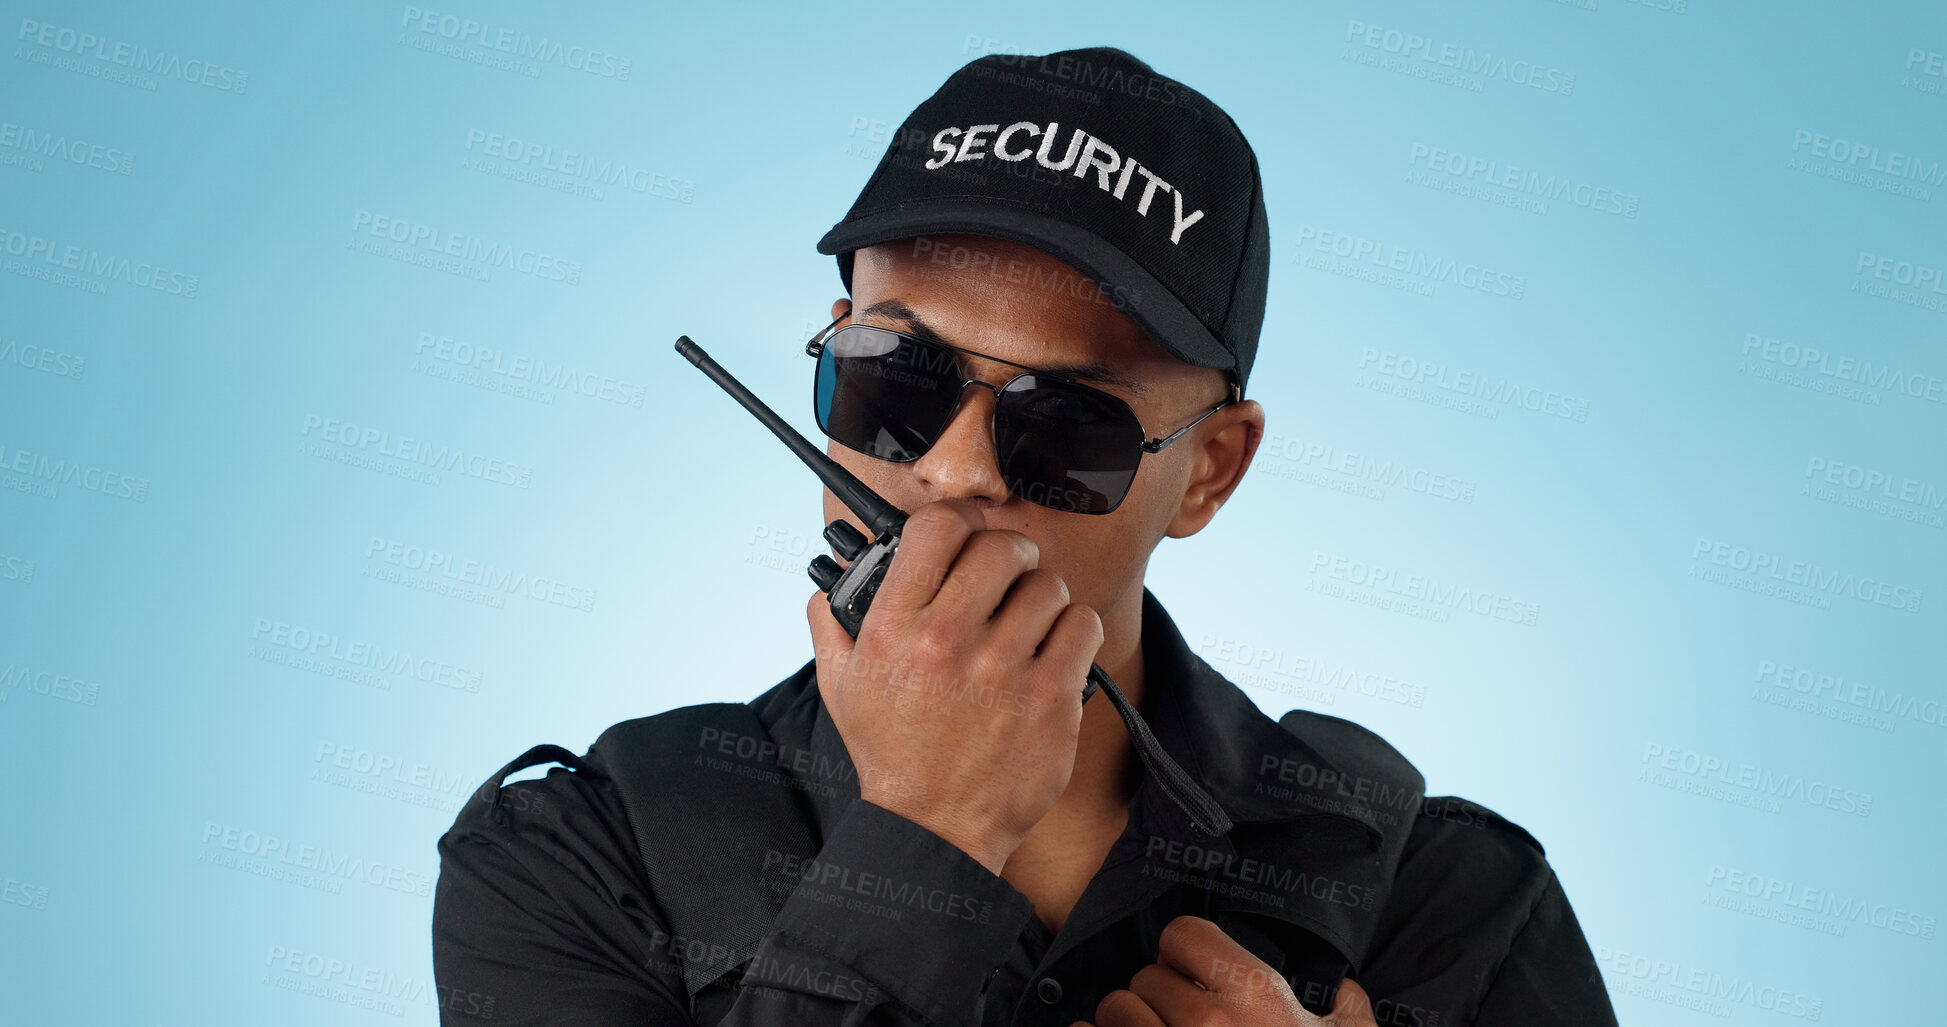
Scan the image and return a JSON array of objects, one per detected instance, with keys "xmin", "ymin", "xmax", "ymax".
[{"xmin": 1035, "ymin": 977, "xmax": 1063, "ymax": 1005}]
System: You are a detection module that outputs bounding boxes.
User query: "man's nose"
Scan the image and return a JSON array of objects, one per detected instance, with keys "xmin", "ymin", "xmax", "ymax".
[{"xmin": 912, "ymin": 382, "xmax": 1011, "ymax": 506}]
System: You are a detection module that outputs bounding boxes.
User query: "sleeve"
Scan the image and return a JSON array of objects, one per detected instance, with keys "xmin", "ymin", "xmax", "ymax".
[
  {"xmin": 432, "ymin": 764, "xmax": 1037, "ymax": 1027},
  {"xmin": 1471, "ymin": 869, "xmax": 1619, "ymax": 1027},
  {"xmin": 745, "ymin": 799, "xmax": 1039, "ymax": 1025},
  {"xmin": 431, "ymin": 768, "xmax": 689, "ymax": 1024}
]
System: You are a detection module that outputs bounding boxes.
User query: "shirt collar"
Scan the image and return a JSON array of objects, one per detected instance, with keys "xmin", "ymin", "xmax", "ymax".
[
  {"xmin": 1123, "ymin": 588, "xmax": 1424, "ymax": 973},
  {"xmin": 1134, "ymin": 586, "xmax": 1414, "ymax": 843}
]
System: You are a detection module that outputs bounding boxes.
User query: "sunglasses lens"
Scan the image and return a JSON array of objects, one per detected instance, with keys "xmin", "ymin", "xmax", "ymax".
[
  {"xmin": 995, "ymin": 375, "xmax": 1144, "ymax": 514},
  {"xmin": 815, "ymin": 325, "xmax": 962, "ymax": 462},
  {"xmin": 812, "ymin": 326, "xmax": 1146, "ymax": 514}
]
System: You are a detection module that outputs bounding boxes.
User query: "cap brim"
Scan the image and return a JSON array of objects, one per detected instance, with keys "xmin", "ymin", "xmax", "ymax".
[{"xmin": 815, "ymin": 199, "xmax": 1234, "ymax": 373}]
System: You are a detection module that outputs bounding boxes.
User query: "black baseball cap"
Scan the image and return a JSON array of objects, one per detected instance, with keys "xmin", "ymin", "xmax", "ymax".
[{"xmin": 816, "ymin": 46, "xmax": 1269, "ymax": 401}]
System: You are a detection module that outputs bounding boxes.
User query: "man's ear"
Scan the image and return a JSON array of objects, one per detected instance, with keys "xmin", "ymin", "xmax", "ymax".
[
  {"xmin": 1165, "ymin": 400, "xmax": 1264, "ymax": 539},
  {"xmin": 830, "ymin": 297, "xmax": 852, "ymax": 322}
]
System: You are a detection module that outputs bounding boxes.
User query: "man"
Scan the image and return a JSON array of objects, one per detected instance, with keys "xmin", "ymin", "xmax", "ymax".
[{"xmin": 432, "ymin": 47, "xmax": 1617, "ymax": 1026}]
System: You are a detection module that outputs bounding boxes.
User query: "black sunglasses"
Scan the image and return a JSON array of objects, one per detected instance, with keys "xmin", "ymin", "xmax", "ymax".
[{"xmin": 806, "ymin": 314, "xmax": 1237, "ymax": 514}]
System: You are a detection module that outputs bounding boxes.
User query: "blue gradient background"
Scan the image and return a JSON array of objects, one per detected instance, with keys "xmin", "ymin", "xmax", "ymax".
[{"xmin": 3, "ymin": 1, "xmax": 1942, "ymax": 1023}]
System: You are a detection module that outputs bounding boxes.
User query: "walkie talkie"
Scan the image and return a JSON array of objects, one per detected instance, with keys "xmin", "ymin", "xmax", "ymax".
[{"xmin": 673, "ymin": 335, "xmax": 1231, "ymax": 837}]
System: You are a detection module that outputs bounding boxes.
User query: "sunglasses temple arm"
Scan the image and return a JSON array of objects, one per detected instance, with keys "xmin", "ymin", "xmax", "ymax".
[{"xmin": 676, "ymin": 335, "xmax": 907, "ymax": 539}]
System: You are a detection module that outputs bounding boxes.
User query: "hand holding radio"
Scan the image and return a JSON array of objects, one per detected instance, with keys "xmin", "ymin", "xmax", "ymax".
[
  {"xmin": 806, "ymin": 499, "xmax": 1104, "ymax": 874},
  {"xmin": 675, "ymin": 334, "xmax": 1232, "ymax": 843}
]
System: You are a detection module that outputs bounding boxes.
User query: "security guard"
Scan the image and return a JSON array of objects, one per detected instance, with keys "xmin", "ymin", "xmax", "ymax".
[{"xmin": 432, "ymin": 47, "xmax": 1618, "ymax": 1026}]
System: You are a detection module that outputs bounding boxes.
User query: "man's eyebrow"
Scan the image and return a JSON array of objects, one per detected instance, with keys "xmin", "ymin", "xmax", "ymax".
[{"xmin": 852, "ymin": 299, "xmax": 1150, "ymax": 396}]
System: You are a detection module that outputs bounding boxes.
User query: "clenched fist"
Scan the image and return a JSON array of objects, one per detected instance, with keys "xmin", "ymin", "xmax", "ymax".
[{"xmin": 1076, "ymin": 916, "xmax": 1379, "ymax": 1027}]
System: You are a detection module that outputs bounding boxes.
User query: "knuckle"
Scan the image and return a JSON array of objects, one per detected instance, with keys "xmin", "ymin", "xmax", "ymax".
[
  {"xmin": 968, "ymin": 643, "xmax": 1012, "ymax": 685},
  {"xmin": 913, "ymin": 615, "xmax": 966, "ymax": 659},
  {"xmin": 1004, "ymin": 530, "xmax": 1040, "ymax": 566},
  {"xmin": 1095, "ymin": 989, "xmax": 1146, "ymax": 1024},
  {"xmin": 1128, "ymin": 964, "xmax": 1167, "ymax": 992},
  {"xmin": 960, "ymin": 531, "xmax": 1002, "ymax": 561},
  {"xmin": 1019, "ymin": 567, "xmax": 1068, "ymax": 605},
  {"xmin": 967, "ymin": 529, "xmax": 1028, "ymax": 567},
  {"xmin": 1159, "ymin": 913, "xmax": 1201, "ymax": 951}
]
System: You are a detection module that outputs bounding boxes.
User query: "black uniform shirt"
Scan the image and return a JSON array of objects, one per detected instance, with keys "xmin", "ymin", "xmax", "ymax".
[{"xmin": 432, "ymin": 588, "xmax": 1618, "ymax": 1026}]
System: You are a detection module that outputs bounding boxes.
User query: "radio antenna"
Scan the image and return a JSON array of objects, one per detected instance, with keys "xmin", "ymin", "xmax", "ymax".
[{"xmin": 675, "ymin": 336, "xmax": 906, "ymax": 539}]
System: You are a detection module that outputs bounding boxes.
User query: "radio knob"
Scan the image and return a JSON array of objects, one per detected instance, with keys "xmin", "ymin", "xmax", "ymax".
[
  {"xmin": 823, "ymin": 520, "xmax": 868, "ymax": 561},
  {"xmin": 808, "ymin": 555, "xmax": 843, "ymax": 592}
]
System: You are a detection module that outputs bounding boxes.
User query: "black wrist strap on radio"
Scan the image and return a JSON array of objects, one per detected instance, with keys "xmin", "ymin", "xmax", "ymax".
[{"xmin": 1088, "ymin": 664, "xmax": 1231, "ymax": 837}]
